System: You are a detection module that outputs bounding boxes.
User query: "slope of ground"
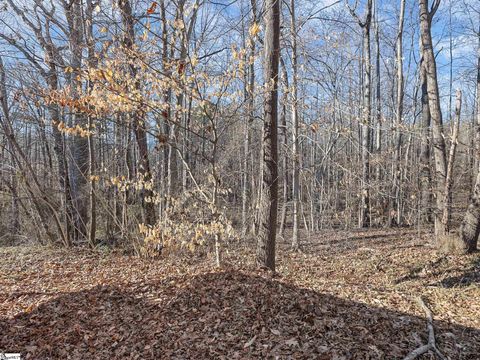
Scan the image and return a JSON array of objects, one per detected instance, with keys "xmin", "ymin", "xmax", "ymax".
[{"xmin": 0, "ymin": 229, "xmax": 479, "ymax": 359}]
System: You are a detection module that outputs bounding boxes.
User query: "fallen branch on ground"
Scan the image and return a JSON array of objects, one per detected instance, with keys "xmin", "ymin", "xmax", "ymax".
[{"xmin": 403, "ymin": 296, "xmax": 446, "ymax": 360}]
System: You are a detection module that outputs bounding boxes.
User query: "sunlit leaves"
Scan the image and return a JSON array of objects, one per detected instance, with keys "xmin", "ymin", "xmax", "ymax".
[
  {"xmin": 55, "ymin": 121, "xmax": 93, "ymax": 138},
  {"xmin": 248, "ymin": 22, "xmax": 261, "ymax": 38}
]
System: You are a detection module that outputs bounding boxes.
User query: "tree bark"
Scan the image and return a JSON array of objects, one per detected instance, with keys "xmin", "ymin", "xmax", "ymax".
[
  {"xmin": 391, "ymin": 0, "xmax": 406, "ymax": 226},
  {"xmin": 279, "ymin": 57, "xmax": 289, "ymax": 238},
  {"xmin": 419, "ymin": 36, "xmax": 432, "ymax": 225},
  {"xmin": 66, "ymin": 0, "xmax": 90, "ymax": 242},
  {"xmin": 418, "ymin": 0, "xmax": 447, "ymax": 238},
  {"xmin": 290, "ymin": 0, "xmax": 300, "ymax": 249},
  {"xmin": 257, "ymin": 0, "xmax": 280, "ymax": 271},
  {"xmin": 460, "ymin": 171, "xmax": 480, "ymax": 253}
]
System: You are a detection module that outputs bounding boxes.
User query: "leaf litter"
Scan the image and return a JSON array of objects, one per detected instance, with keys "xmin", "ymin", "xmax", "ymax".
[{"xmin": 0, "ymin": 228, "xmax": 479, "ymax": 359}]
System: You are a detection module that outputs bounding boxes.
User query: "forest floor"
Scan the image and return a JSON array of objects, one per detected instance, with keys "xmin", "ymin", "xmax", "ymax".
[{"xmin": 0, "ymin": 228, "xmax": 479, "ymax": 359}]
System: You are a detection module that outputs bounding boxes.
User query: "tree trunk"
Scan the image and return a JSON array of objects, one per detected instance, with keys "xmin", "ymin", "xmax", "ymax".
[
  {"xmin": 374, "ymin": 0, "xmax": 382, "ymax": 183},
  {"xmin": 418, "ymin": 0, "xmax": 447, "ymax": 238},
  {"xmin": 279, "ymin": 57, "xmax": 289, "ymax": 238},
  {"xmin": 460, "ymin": 170, "xmax": 480, "ymax": 253},
  {"xmin": 243, "ymin": 0, "xmax": 256, "ymax": 237},
  {"xmin": 47, "ymin": 64, "xmax": 73, "ymax": 246},
  {"xmin": 360, "ymin": 2, "xmax": 372, "ymax": 228},
  {"xmin": 86, "ymin": 0, "xmax": 97, "ymax": 247},
  {"xmin": 257, "ymin": 0, "xmax": 280, "ymax": 271},
  {"xmin": 118, "ymin": 0, "xmax": 156, "ymax": 226},
  {"xmin": 66, "ymin": 0, "xmax": 89, "ymax": 242},
  {"xmin": 290, "ymin": 0, "xmax": 300, "ymax": 249},
  {"xmin": 457, "ymin": 26, "xmax": 480, "ymax": 253},
  {"xmin": 391, "ymin": 0, "xmax": 406, "ymax": 226},
  {"xmin": 441, "ymin": 89, "xmax": 461, "ymax": 233},
  {"xmin": 419, "ymin": 36, "xmax": 432, "ymax": 225}
]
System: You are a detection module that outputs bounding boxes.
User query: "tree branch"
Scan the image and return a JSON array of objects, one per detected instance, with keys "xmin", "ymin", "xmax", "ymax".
[{"xmin": 402, "ymin": 296, "xmax": 446, "ymax": 360}]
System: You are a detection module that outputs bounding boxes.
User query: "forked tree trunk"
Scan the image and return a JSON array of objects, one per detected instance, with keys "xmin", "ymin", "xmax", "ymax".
[{"xmin": 257, "ymin": 0, "xmax": 280, "ymax": 271}]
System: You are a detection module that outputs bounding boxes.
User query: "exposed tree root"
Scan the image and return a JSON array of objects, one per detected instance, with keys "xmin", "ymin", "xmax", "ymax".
[{"xmin": 403, "ymin": 296, "xmax": 446, "ymax": 360}]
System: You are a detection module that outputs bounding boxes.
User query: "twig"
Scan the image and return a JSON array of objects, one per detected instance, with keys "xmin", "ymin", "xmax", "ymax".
[{"xmin": 403, "ymin": 296, "xmax": 446, "ymax": 360}]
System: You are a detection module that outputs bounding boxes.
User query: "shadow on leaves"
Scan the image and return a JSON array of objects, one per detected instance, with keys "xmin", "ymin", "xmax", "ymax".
[{"xmin": 1, "ymin": 270, "xmax": 478, "ymax": 359}]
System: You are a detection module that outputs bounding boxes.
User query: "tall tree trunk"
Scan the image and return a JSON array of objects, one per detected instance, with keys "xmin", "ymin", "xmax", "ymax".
[
  {"xmin": 257, "ymin": 0, "xmax": 280, "ymax": 271},
  {"xmin": 290, "ymin": 0, "xmax": 300, "ymax": 249},
  {"xmin": 243, "ymin": 0, "xmax": 256, "ymax": 237},
  {"xmin": 48, "ymin": 64, "xmax": 73, "ymax": 246},
  {"xmin": 391, "ymin": 0, "xmax": 406, "ymax": 226},
  {"xmin": 419, "ymin": 36, "xmax": 432, "ymax": 225},
  {"xmin": 86, "ymin": 0, "xmax": 97, "ymax": 246},
  {"xmin": 159, "ymin": 0, "xmax": 171, "ymax": 215},
  {"xmin": 347, "ymin": 0, "xmax": 373, "ymax": 228},
  {"xmin": 418, "ymin": 0, "xmax": 447, "ymax": 238},
  {"xmin": 374, "ymin": 0, "xmax": 382, "ymax": 183},
  {"xmin": 118, "ymin": 0, "xmax": 156, "ymax": 226},
  {"xmin": 474, "ymin": 27, "xmax": 480, "ymax": 187},
  {"xmin": 66, "ymin": 0, "xmax": 89, "ymax": 242},
  {"xmin": 457, "ymin": 26, "xmax": 480, "ymax": 253},
  {"xmin": 279, "ymin": 58, "xmax": 289, "ymax": 238}
]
